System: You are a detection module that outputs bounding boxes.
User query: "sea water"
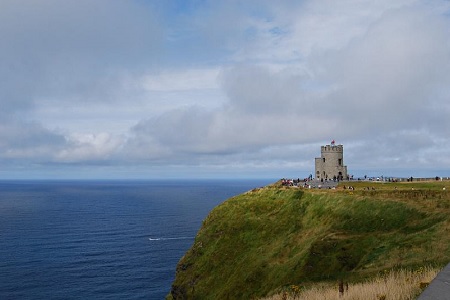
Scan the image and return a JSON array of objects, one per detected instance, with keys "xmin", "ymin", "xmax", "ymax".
[{"xmin": 0, "ymin": 179, "xmax": 271, "ymax": 299}]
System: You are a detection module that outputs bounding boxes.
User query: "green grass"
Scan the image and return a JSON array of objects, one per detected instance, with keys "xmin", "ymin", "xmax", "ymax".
[{"xmin": 168, "ymin": 181, "xmax": 450, "ymax": 299}]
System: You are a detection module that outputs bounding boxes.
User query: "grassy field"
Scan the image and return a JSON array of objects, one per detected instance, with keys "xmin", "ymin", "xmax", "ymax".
[
  {"xmin": 169, "ymin": 180, "xmax": 450, "ymax": 299},
  {"xmin": 263, "ymin": 266, "xmax": 440, "ymax": 300}
]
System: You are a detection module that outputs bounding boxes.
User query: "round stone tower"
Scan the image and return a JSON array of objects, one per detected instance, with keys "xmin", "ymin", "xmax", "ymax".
[{"xmin": 315, "ymin": 143, "xmax": 348, "ymax": 180}]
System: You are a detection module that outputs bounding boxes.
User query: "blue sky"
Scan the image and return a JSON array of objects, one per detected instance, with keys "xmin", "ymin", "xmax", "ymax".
[{"xmin": 1, "ymin": 0, "xmax": 450, "ymax": 179}]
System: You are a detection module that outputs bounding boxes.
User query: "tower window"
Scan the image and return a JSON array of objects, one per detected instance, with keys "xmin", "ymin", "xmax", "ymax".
[
  {"xmin": 338, "ymin": 159, "xmax": 342, "ymax": 166},
  {"xmin": 323, "ymin": 158, "xmax": 326, "ymax": 163}
]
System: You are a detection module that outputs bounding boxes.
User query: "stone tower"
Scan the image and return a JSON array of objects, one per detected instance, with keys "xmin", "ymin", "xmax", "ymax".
[{"xmin": 315, "ymin": 142, "xmax": 348, "ymax": 180}]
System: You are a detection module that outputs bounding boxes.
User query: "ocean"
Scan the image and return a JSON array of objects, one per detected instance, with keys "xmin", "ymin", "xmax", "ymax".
[{"xmin": 0, "ymin": 179, "xmax": 271, "ymax": 299}]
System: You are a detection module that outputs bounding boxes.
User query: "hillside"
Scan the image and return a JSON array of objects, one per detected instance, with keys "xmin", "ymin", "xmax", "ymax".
[{"xmin": 169, "ymin": 180, "xmax": 450, "ymax": 299}]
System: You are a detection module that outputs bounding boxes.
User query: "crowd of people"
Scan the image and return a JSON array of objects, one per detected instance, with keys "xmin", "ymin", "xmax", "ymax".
[{"xmin": 281, "ymin": 178, "xmax": 309, "ymax": 186}]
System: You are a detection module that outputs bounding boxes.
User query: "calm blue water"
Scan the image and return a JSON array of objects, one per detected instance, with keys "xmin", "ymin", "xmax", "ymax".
[{"xmin": 0, "ymin": 179, "xmax": 272, "ymax": 299}]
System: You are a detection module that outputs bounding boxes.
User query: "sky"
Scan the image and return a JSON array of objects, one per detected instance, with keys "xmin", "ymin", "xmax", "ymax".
[{"xmin": 1, "ymin": 0, "xmax": 450, "ymax": 180}]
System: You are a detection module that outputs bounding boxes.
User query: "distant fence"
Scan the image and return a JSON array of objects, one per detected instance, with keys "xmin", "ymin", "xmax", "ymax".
[
  {"xmin": 352, "ymin": 177, "xmax": 450, "ymax": 182},
  {"xmin": 396, "ymin": 177, "xmax": 450, "ymax": 182}
]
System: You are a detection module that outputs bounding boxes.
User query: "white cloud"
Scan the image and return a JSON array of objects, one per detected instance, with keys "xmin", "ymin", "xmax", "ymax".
[
  {"xmin": 141, "ymin": 68, "xmax": 220, "ymax": 92},
  {"xmin": 0, "ymin": 121, "xmax": 65, "ymax": 160},
  {"xmin": 0, "ymin": 0, "xmax": 163, "ymax": 117},
  {"xmin": 117, "ymin": 0, "xmax": 450, "ymax": 177},
  {"xmin": 55, "ymin": 133, "xmax": 124, "ymax": 163},
  {"xmin": 313, "ymin": 6, "xmax": 450, "ymax": 135},
  {"xmin": 2, "ymin": 0, "xmax": 450, "ymax": 178}
]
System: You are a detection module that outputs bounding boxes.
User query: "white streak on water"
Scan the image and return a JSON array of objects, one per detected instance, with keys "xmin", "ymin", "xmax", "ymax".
[{"xmin": 149, "ymin": 237, "xmax": 193, "ymax": 241}]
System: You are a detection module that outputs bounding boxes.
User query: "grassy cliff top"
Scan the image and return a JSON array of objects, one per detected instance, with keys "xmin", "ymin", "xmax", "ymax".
[{"xmin": 169, "ymin": 180, "xmax": 450, "ymax": 299}]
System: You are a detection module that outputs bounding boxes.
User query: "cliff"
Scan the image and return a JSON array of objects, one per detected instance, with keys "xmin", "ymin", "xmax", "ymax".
[{"xmin": 169, "ymin": 181, "xmax": 450, "ymax": 299}]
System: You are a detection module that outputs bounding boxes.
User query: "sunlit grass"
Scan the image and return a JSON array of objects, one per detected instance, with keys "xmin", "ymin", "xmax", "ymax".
[{"xmin": 263, "ymin": 266, "xmax": 440, "ymax": 300}]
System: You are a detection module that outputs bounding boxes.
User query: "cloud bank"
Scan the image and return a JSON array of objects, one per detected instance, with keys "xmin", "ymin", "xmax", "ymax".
[{"xmin": 1, "ymin": 0, "xmax": 450, "ymax": 179}]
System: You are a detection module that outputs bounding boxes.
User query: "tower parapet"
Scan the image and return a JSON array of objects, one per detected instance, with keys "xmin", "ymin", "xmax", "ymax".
[
  {"xmin": 315, "ymin": 142, "xmax": 348, "ymax": 180},
  {"xmin": 321, "ymin": 144, "xmax": 344, "ymax": 152}
]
